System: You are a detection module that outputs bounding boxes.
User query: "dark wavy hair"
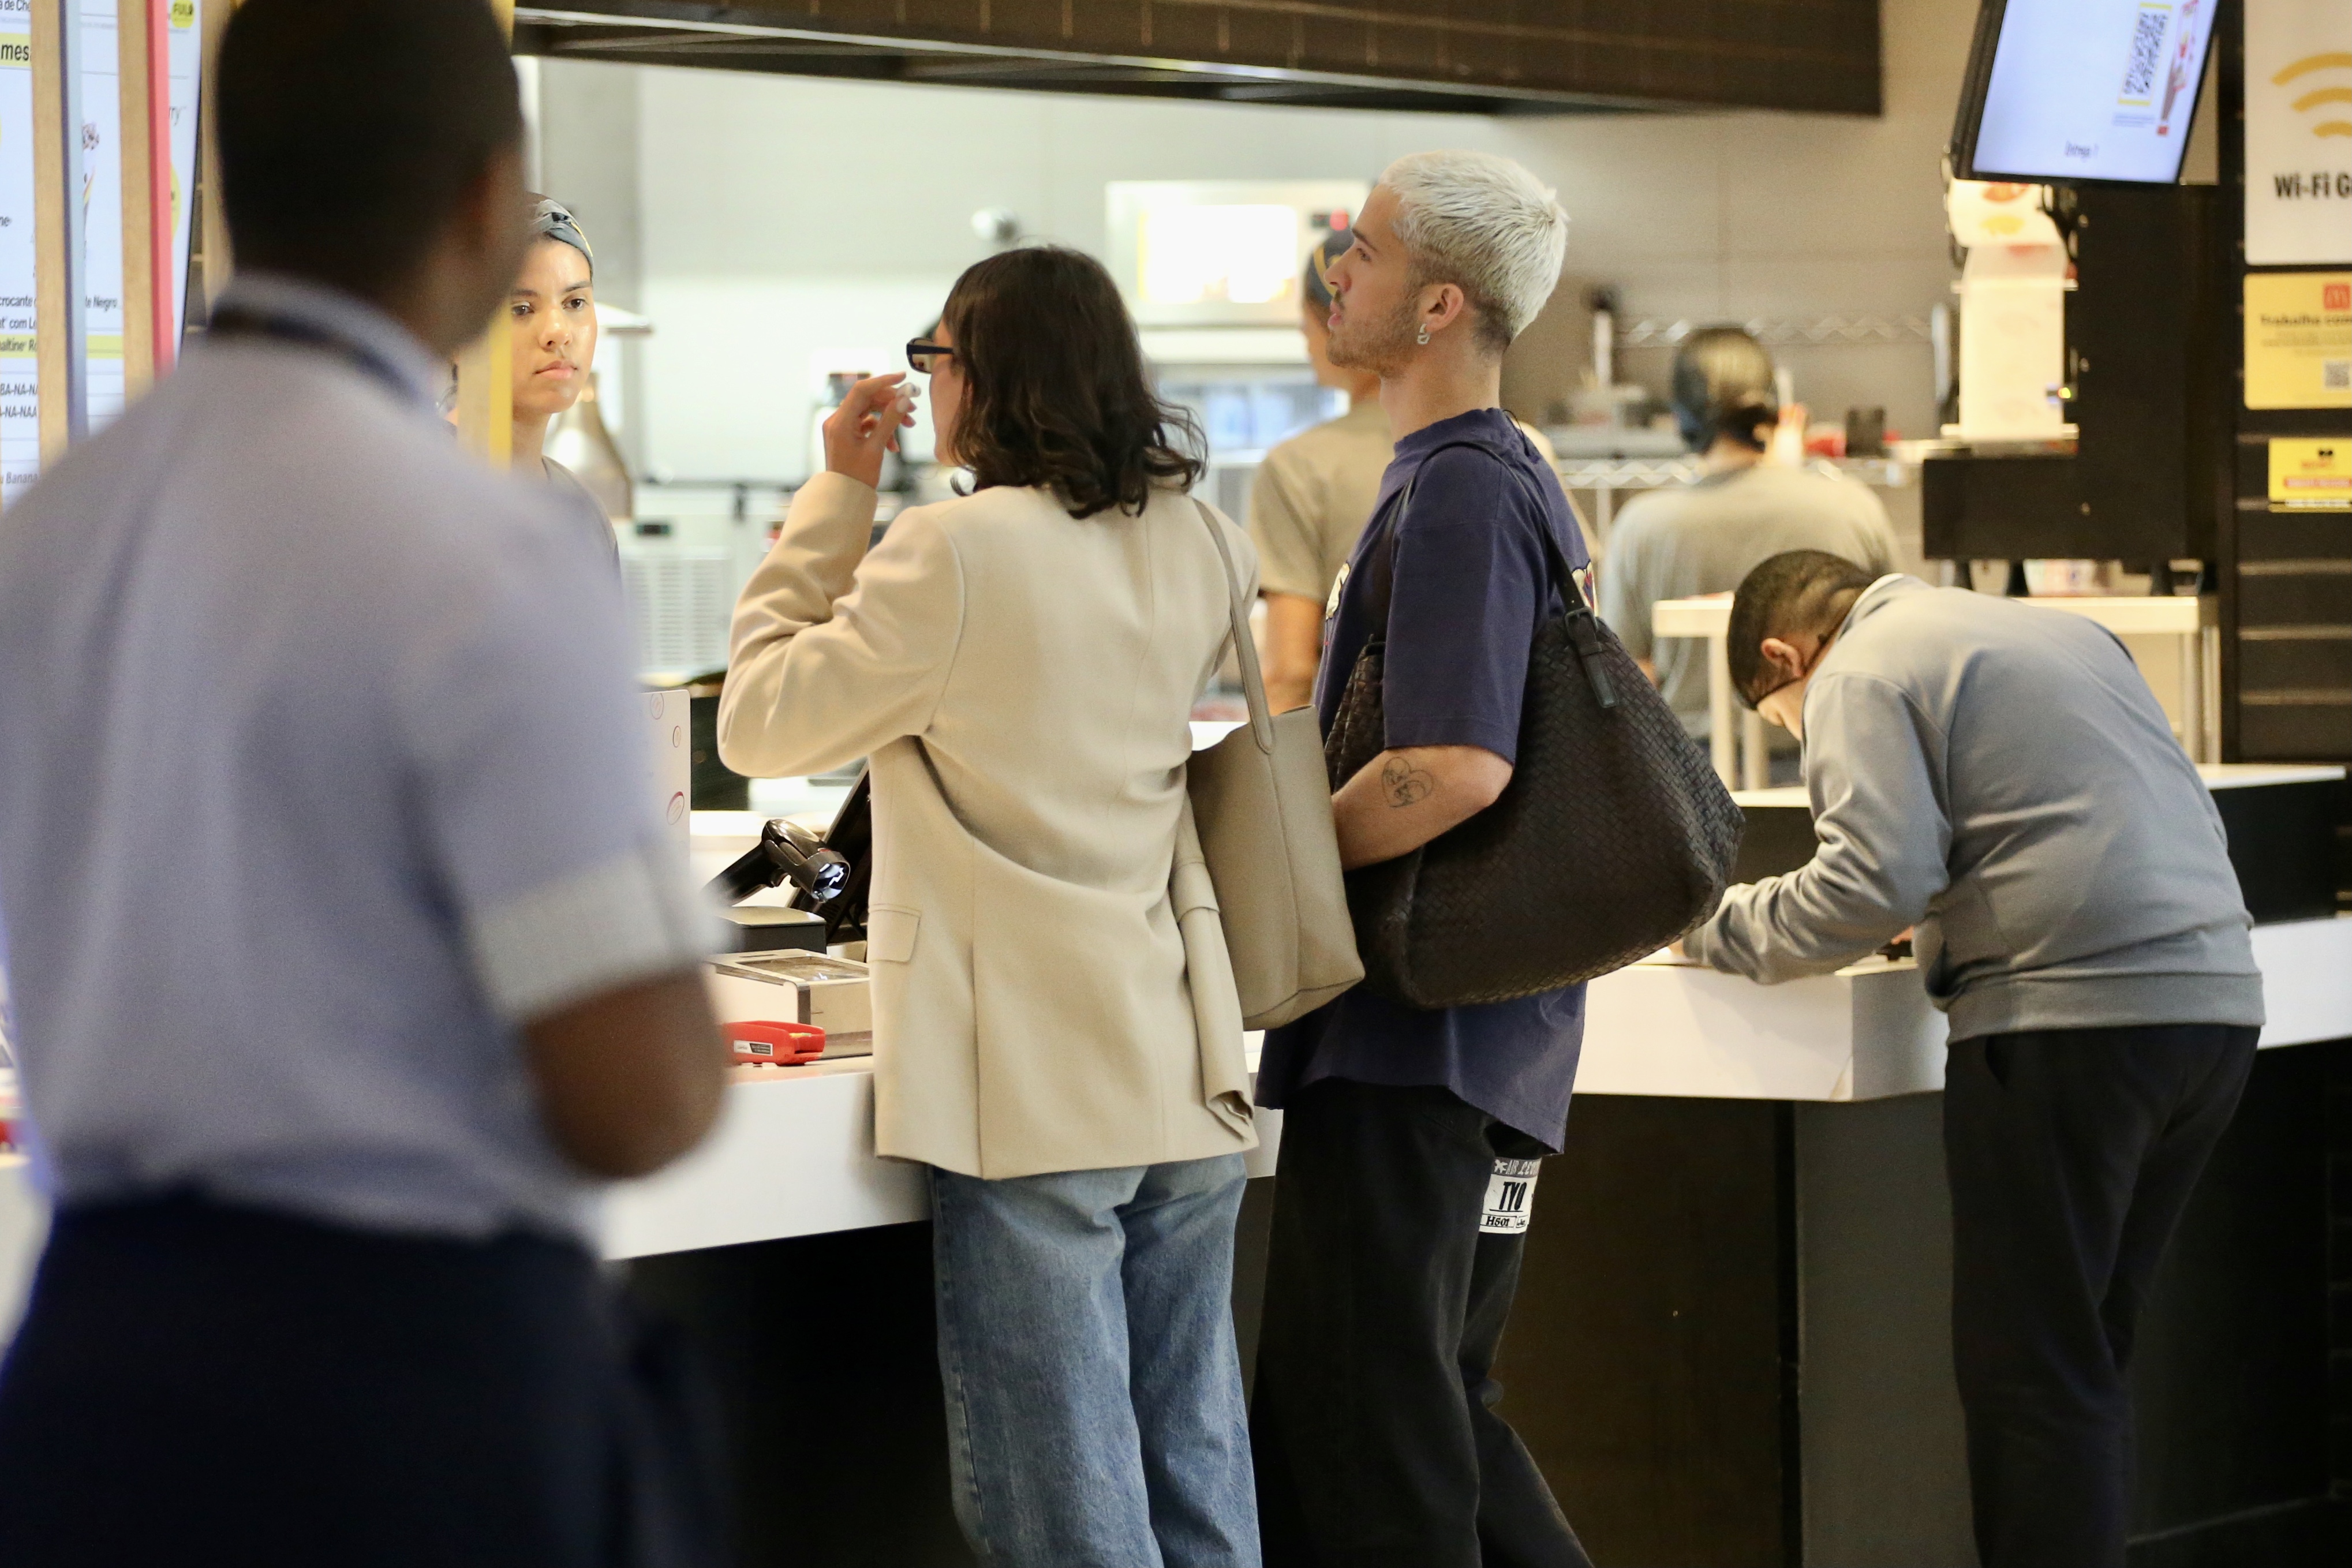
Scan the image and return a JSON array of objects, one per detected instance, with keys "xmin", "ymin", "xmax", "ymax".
[{"xmin": 940, "ymin": 247, "xmax": 1205, "ymax": 519}]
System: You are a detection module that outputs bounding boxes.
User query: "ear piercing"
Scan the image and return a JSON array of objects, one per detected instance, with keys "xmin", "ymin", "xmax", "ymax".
[{"xmin": 1416, "ymin": 324, "xmax": 1431, "ymax": 345}]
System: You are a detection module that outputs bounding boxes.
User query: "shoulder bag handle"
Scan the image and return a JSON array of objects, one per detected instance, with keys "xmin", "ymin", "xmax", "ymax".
[
  {"xmin": 1375, "ymin": 437, "xmax": 1616, "ymax": 710},
  {"xmin": 1192, "ymin": 498, "xmax": 1277, "ymax": 757},
  {"xmin": 1379, "ymin": 437, "xmax": 1588, "ymax": 622}
]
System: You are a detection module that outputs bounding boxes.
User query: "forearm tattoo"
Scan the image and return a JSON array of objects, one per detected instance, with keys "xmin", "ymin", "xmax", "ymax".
[{"xmin": 1381, "ymin": 754, "xmax": 1435, "ymax": 808}]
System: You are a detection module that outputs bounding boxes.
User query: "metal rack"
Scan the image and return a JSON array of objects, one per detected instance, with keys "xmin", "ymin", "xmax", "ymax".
[
  {"xmin": 1553, "ymin": 455, "xmax": 1917, "ymax": 540},
  {"xmin": 1617, "ymin": 316, "xmax": 1936, "ymax": 350}
]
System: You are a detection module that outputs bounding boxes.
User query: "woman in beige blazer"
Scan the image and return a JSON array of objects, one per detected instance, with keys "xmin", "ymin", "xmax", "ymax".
[{"xmin": 717, "ymin": 248, "xmax": 1261, "ymax": 1568}]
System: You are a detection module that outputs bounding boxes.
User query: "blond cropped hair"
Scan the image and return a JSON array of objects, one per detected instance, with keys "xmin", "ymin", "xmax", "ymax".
[{"xmin": 1381, "ymin": 150, "xmax": 1569, "ymax": 351}]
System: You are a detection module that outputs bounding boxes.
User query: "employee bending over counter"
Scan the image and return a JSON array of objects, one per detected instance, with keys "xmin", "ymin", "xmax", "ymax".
[{"xmin": 1685, "ymin": 551, "xmax": 2261, "ymax": 1568}]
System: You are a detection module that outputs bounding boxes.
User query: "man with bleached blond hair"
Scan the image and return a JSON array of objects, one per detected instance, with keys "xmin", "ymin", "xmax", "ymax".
[{"xmin": 1250, "ymin": 149, "xmax": 1595, "ymax": 1568}]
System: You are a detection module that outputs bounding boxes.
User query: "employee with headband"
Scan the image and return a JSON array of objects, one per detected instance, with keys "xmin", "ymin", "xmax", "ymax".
[
  {"xmin": 1599, "ymin": 324, "xmax": 1899, "ymax": 752},
  {"xmin": 508, "ymin": 195, "xmax": 617, "ymax": 565}
]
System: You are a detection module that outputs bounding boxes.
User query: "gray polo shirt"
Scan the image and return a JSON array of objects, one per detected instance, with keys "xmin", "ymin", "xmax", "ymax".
[
  {"xmin": 1599, "ymin": 462, "xmax": 1900, "ymax": 738},
  {"xmin": 0, "ymin": 274, "xmax": 706, "ymax": 1240}
]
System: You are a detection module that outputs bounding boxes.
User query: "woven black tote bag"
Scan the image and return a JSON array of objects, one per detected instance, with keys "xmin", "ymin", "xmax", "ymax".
[{"xmin": 1325, "ymin": 441, "xmax": 1744, "ymax": 1009}]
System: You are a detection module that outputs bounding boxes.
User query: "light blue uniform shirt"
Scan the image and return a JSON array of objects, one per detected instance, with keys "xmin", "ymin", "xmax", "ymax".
[{"xmin": 0, "ymin": 275, "xmax": 706, "ymax": 1240}]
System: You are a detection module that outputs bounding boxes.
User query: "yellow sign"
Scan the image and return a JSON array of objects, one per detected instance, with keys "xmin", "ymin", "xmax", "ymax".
[
  {"xmin": 2245, "ymin": 271, "xmax": 2352, "ymax": 408},
  {"xmin": 2271, "ymin": 438, "xmax": 2352, "ymax": 507}
]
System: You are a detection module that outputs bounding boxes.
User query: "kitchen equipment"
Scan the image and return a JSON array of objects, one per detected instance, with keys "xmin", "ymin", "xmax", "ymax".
[
  {"xmin": 715, "ymin": 906, "xmax": 828, "ymax": 955},
  {"xmin": 723, "ymin": 1019, "xmax": 827, "ymax": 1068},
  {"xmin": 544, "ymin": 373, "xmax": 633, "ymax": 521},
  {"xmin": 708, "ymin": 817, "xmax": 854, "ymax": 953},
  {"xmin": 786, "ymin": 773, "xmax": 873, "ymax": 945},
  {"xmin": 709, "ymin": 817, "xmax": 851, "ymax": 908},
  {"xmin": 707, "ymin": 950, "xmax": 874, "ymax": 1056}
]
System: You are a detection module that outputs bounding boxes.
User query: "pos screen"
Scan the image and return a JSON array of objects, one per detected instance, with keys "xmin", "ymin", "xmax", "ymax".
[{"xmin": 1951, "ymin": 0, "xmax": 2216, "ymax": 185}]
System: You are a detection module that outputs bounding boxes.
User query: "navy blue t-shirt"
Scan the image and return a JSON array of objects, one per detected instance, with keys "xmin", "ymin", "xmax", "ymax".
[{"xmin": 1255, "ymin": 407, "xmax": 1592, "ymax": 1151}]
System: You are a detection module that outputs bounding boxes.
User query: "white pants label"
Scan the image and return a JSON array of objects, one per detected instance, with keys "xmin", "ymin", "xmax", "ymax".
[{"xmin": 1480, "ymin": 1158, "xmax": 1541, "ymax": 1234}]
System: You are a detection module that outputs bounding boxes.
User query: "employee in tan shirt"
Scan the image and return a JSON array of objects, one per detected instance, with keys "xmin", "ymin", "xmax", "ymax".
[{"xmin": 1249, "ymin": 230, "xmax": 1391, "ymax": 711}]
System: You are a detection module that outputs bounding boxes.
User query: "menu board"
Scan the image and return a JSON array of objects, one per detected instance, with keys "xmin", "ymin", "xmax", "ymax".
[
  {"xmin": 1963, "ymin": 0, "xmax": 2216, "ymax": 184},
  {"xmin": 0, "ymin": 0, "xmax": 201, "ymax": 508},
  {"xmin": 0, "ymin": 1, "xmax": 39, "ymax": 506}
]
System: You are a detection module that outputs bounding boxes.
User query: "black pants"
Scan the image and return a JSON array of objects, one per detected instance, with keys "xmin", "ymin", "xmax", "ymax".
[
  {"xmin": 0, "ymin": 1194, "xmax": 678, "ymax": 1567},
  {"xmin": 1945, "ymin": 1023, "xmax": 2258, "ymax": 1568},
  {"xmin": 1251, "ymin": 1079, "xmax": 1591, "ymax": 1568}
]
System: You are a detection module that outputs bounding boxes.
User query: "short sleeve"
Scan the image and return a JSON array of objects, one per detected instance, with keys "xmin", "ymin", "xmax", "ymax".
[
  {"xmin": 395, "ymin": 496, "xmax": 707, "ymax": 1024},
  {"xmin": 1246, "ymin": 446, "xmax": 1330, "ymax": 602},
  {"xmin": 1597, "ymin": 507, "xmax": 1658, "ymax": 661},
  {"xmin": 1379, "ymin": 449, "xmax": 1550, "ymax": 764}
]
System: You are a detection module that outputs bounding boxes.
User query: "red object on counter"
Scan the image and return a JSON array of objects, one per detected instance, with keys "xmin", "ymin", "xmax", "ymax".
[
  {"xmin": 1804, "ymin": 426, "xmax": 1903, "ymax": 459},
  {"xmin": 724, "ymin": 1020, "xmax": 826, "ymax": 1066}
]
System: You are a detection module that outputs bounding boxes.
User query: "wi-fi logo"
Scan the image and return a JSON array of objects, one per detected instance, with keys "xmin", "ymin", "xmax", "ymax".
[{"xmin": 2275, "ymin": 51, "xmax": 2352, "ymax": 140}]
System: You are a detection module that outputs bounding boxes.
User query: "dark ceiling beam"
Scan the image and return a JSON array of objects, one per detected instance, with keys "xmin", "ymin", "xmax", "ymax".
[
  {"xmin": 897, "ymin": 56, "xmax": 1189, "ymax": 82},
  {"xmin": 515, "ymin": 2, "xmax": 1875, "ymax": 117},
  {"xmin": 535, "ymin": 32, "xmax": 888, "ymax": 58}
]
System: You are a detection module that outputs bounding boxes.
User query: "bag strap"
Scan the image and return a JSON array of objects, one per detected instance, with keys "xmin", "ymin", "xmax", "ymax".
[
  {"xmin": 1192, "ymin": 497, "xmax": 1277, "ymax": 757},
  {"xmin": 1376, "ymin": 437, "xmax": 1589, "ymax": 629},
  {"xmin": 1372, "ymin": 436, "xmax": 1618, "ymax": 711}
]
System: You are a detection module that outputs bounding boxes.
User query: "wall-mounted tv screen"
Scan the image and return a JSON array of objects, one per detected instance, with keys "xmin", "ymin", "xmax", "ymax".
[{"xmin": 1951, "ymin": 0, "xmax": 2216, "ymax": 185}]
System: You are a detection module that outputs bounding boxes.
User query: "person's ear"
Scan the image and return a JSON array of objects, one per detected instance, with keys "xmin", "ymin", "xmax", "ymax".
[
  {"xmin": 1420, "ymin": 280, "xmax": 1468, "ymax": 339},
  {"xmin": 1758, "ymin": 635, "xmax": 1807, "ymax": 682}
]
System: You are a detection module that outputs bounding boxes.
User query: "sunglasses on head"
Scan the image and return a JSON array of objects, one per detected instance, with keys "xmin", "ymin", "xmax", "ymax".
[{"xmin": 906, "ymin": 340, "xmax": 953, "ymax": 375}]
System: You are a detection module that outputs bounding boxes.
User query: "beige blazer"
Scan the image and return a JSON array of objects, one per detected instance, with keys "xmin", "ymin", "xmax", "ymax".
[{"xmin": 717, "ymin": 472, "xmax": 1259, "ymax": 1178}]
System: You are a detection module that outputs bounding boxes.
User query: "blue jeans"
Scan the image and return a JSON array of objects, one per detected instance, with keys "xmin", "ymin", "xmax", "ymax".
[{"xmin": 930, "ymin": 1154, "xmax": 1261, "ymax": 1568}]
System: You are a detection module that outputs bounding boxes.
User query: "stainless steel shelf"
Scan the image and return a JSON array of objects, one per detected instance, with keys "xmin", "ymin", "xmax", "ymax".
[
  {"xmin": 1618, "ymin": 316, "xmax": 1935, "ymax": 349},
  {"xmin": 1552, "ymin": 456, "xmax": 1914, "ymax": 491}
]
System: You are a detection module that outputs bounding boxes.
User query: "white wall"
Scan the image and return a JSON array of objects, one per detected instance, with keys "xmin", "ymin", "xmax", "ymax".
[
  {"xmin": 609, "ymin": 68, "xmax": 1500, "ymax": 483},
  {"xmin": 1491, "ymin": 0, "xmax": 1981, "ymax": 450},
  {"xmin": 540, "ymin": 0, "xmax": 1982, "ymax": 488}
]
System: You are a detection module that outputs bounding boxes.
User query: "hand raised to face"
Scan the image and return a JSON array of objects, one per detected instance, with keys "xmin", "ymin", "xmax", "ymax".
[{"xmin": 821, "ymin": 373, "xmax": 920, "ymax": 491}]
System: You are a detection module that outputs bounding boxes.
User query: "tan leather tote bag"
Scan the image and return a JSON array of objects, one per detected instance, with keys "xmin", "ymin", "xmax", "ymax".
[{"xmin": 1185, "ymin": 499, "xmax": 1362, "ymax": 1029}]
